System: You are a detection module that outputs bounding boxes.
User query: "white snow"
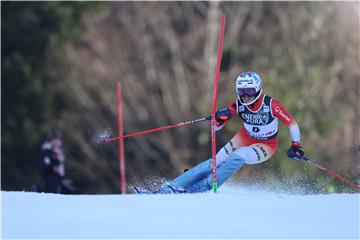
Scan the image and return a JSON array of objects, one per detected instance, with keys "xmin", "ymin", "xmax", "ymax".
[{"xmin": 1, "ymin": 186, "xmax": 359, "ymax": 239}]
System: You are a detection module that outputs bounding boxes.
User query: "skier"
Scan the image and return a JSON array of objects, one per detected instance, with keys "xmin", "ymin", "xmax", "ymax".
[{"xmin": 135, "ymin": 71, "xmax": 305, "ymax": 194}]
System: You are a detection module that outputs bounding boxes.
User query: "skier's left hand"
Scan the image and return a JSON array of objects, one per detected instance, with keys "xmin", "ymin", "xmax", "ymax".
[{"xmin": 287, "ymin": 142, "xmax": 305, "ymax": 160}]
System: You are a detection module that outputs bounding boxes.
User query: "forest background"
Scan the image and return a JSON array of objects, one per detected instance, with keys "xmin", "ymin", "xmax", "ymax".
[{"xmin": 2, "ymin": 1, "xmax": 359, "ymax": 194}]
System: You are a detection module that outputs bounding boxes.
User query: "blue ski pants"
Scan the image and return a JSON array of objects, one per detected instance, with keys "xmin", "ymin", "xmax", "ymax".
[
  {"xmin": 170, "ymin": 147, "xmax": 259, "ymax": 192},
  {"xmin": 169, "ymin": 128, "xmax": 278, "ymax": 192}
]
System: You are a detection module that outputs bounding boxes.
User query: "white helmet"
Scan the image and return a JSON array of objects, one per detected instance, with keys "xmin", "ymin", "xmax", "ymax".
[{"xmin": 235, "ymin": 71, "xmax": 263, "ymax": 105}]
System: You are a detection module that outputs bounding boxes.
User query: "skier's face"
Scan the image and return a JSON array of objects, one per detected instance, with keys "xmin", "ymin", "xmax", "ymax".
[
  {"xmin": 237, "ymin": 88, "xmax": 257, "ymax": 104},
  {"xmin": 241, "ymin": 95, "xmax": 255, "ymax": 104}
]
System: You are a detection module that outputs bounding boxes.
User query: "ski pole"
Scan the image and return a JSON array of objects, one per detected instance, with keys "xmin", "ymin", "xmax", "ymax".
[
  {"xmin": 103, "ymin": 115, "xmax": 211, "ymax": 143},
  {"xmin": 303, "ymin": 156, "xmax": 360, "ymax": 191}
]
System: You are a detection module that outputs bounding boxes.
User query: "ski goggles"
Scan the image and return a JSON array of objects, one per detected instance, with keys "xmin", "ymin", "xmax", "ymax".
[{"xmin": 237, "ymin": 88, "xmax": 257, "ymax": 97}]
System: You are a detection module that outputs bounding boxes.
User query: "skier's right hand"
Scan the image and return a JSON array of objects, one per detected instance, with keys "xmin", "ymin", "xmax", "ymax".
[
  {"xmin": 214, "ymin": 107, "xmax": 232, "ymax": 131},
  {"xmin": 215, "ymin": 107, "xmax": 232, "ymax": 123}
]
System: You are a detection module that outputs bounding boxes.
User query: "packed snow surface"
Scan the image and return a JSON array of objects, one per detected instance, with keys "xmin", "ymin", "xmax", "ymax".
[{"xmin": 2, "ymin": 186, "xmax": 359, "ymax": 239}]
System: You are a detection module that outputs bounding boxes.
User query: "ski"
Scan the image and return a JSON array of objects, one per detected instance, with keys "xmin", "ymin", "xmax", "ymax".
[
  {"xmin": 132, "ymin": 185, "xmax": 188, "ymax": 194},
  {"xmin": 132, "ymin": 186, "xmax": 152, "ymax": 194}
]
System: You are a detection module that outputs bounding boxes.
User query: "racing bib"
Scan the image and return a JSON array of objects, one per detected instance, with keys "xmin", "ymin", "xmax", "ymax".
[{"xmin": 237, "ymin": 96, "xmax": 278, "ymax": 140}]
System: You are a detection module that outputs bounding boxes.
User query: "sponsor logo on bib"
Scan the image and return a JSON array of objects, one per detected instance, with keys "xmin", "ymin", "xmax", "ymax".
[{"xmin": 241, "ymin": 112, "xmax": 269, "ymax": 125}]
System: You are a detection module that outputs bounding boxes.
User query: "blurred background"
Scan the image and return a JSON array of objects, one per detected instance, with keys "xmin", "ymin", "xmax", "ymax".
[{"xmin": 2, "ymin": 1, "xmax": 359, "ymax": 194}]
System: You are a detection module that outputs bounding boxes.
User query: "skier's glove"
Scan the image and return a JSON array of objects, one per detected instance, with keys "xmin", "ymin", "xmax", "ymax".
[
  {"xmin": 215, "ymin": 107, "xmax": 232, "ymax": 124},
  {"xmin": 287, "ymin": 142, "xmax": 305, "ymax": 160},
  {"xmin": 213, "ymin": 107, "xmax": 233, "ymax": 131}
]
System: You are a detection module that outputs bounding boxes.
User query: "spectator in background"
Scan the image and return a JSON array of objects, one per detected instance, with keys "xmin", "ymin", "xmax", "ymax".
[
  {"xmin": 40, "ymin": 129, "xmax": 65, "ymax": 193},
  {"xmin": 36, "ymin": 128, "xmax": 76, "ymax": 194}
]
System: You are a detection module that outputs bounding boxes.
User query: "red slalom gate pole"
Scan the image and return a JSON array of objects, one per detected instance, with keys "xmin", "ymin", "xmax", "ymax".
[
  {"xmin": 303, "ymin": 156, "xmax": 360, "ymax": 191},
  {"xmin": 103, "ymin": 116, "xmax": 211, "ymax": 143},
  {"xmin": 211, "ymin": 15, "xmax": 226, "ymax": 193},
  {"xmin": 117, "ymin": 81, "xmax": 126, "ymax": 194}
]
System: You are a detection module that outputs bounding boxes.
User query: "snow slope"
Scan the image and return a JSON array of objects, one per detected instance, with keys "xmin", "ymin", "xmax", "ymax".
[{"xmin": 2, "ymin": 187, "xmax": 359, "ymax": 239}]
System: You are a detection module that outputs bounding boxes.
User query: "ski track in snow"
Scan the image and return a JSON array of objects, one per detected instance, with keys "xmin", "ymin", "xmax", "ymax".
[{"xmin": 2, "ymin": 186, "xmax": 359, "ymax": 239}]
